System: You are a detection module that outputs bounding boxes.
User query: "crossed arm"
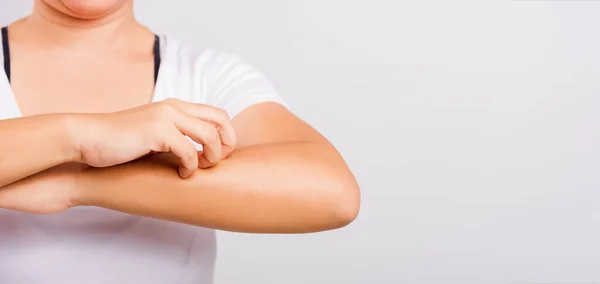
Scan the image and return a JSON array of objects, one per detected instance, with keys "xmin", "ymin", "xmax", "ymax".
[{"xmin": 0, "ymin": 102, "xmax": 360, "ymax": 233}]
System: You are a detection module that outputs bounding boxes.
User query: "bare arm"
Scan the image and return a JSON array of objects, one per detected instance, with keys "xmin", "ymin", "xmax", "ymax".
[
  {"xmin": 0, "ymin": 103, "xmax": 360, "ymax": 233},
  {"xmin": 78, "ymin": 103, "xmax": 360, "ymax": 233},
  {"xmin": 0, "ymin": 99, "xmax": 237, "ymax": 189},
  {"xmin": 0, "ymin": 114, "xmax": 79, "ymax": 187},
  {"xmin": 81, "ymin": 145, "xmax": 356, "ymax": 233}
]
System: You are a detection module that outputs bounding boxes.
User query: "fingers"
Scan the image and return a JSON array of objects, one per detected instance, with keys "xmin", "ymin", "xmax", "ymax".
[
  {"xmin": 173, "ymin": 111, "xmax": 223, "ymax": 169},
  {"xmin": 163, "ymin": 99, "xmax": 236, "ymax": 157},
  {"xmin": 163, "ymin": 129, "xmax": 199, "ymax": 178}
]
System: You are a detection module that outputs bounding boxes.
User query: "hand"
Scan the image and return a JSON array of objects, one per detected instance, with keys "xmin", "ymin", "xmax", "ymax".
[
  {"xmin": 0, "ymin": 163, "xmax": 84, "ymax": 214},
  {"xmin": 75, "ymin": 99, "xmax": 237, "ymax": 178}
]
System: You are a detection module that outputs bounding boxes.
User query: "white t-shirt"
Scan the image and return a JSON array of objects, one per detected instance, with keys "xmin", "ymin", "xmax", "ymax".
[{"xmin": 0, "ymin": 35, "xmax": 286, "ymax": 283}]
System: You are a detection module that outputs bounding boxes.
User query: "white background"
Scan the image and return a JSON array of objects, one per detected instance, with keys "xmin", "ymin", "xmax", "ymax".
[{"xmin": 3, "ymin": 1, "xmax": 600, "ymax": 283}]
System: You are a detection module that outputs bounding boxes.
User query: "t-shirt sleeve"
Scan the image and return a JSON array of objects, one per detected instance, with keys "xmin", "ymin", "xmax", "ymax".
[{"xmin": 202, "ymin": 51, "xmax": 288, "ymax": 119}]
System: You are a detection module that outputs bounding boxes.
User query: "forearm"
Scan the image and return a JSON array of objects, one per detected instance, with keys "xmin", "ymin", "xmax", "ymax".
[
  {"xmin": 79, "ymin": 142, "xmax": 360, "ymax": 233},
  {"xmin": 0, "ymin": 114, "xmax": 79, "ymax": 187}
]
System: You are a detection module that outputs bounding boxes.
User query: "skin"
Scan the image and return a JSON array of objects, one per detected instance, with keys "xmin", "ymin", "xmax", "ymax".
[{"xmin": 0, "ymin": 0, "xmax": 360, "ymax": 233}]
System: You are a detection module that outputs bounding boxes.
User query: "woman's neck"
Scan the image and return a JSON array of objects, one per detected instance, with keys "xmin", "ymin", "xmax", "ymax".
[{"xmin": 13, "ymin": 0, "xmax": 146, "ymax": 52}]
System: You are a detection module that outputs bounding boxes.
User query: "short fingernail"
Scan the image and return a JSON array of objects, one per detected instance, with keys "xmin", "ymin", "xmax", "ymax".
[{"xmin": 178, "ymin": 168, "xmax": 189, "ymax": 178}]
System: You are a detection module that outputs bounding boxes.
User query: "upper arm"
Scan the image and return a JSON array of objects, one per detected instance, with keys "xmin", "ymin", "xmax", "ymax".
[
  {"xmin": 203, "ymin": 51, "xmax": 328, "ymax": 148},
  {"xmin": 231, "ymin": 102, "xmax": 328, "ymax": 148}
]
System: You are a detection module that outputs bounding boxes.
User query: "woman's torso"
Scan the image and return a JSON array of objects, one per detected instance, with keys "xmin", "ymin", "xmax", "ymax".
[{"xmin": 0, "ymin": 23, "xmax": 217, "ymax": 284}]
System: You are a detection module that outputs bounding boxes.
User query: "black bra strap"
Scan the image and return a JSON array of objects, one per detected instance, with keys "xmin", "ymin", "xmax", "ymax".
[
  {"xmin": 0, "ymin": 28, "xmax": 161, "ymax": 86},
  {"xmin": 1, "ymin": 27, "xmax": 10, "ymax": 83},
  {"xmin": 153, "ymin": 35, "xmax": 161, "ymax": 85}
]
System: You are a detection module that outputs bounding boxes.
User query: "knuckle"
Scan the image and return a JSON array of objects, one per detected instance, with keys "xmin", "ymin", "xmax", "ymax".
[
  {"xmin": 155, "ymin": 103, "xmax": 176, "ymax": 118},
  {"xmin": 216, "ymin": 108, "xmax": 228, "ymax": 118},
  {"xmin": 216, "ymin": 109, "xmax": 230, "ymax": 124},
  {"xmin": 183, "ymin": 153, "xmax": 197, "ymax": 166},
  {"xmin": 206, "ymin": 156, "xmax": 219, "ymax": 165},
  {"xmin": 157, "ymin": 140, "xmax": 170, "ymax": 152},
  {"xmin": 204, "ymin": 128, "xmax": 220, "ymax": 144},
  {"xmin": 204, "ymin": 150, "xmax": 220, "ymax": 164}
]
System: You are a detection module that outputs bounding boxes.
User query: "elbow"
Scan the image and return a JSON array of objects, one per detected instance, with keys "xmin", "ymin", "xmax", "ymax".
[{"xmin": 325, "ymin": 176, "xmax": 361, "ymax": 230}]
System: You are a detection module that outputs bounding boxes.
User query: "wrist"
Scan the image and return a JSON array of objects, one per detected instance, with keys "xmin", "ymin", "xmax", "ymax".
[
  {"xmin": 57, "ymin": 114, "xmax": 81, "ymax": 163},
  {"xmin": 59, "ymin": 114, "xmax": 86, "ymax": 164},
  {"xmin": 71, "ymin": 166, "xmax": 96, "ymax": 207}
]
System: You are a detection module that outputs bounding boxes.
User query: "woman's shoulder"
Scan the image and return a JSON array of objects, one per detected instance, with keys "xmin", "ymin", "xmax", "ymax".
[
  {"xmin": 158, "ymin": 34, "xmax": 247, "ymax": 77},
  {"xmin": 155, "ymin": 34, "xmax": 286, "ymax": 118}
]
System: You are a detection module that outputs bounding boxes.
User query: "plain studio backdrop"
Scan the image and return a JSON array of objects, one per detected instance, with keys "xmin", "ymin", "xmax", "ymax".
[{"xmin": 2, "ymin": 1, "xmax": 600, "ymax": 283}]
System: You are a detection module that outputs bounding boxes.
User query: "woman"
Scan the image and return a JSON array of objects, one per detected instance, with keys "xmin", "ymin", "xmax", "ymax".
[{"xmin": 0, "ymin": 0, "xmax": 360, "ymax": 283}]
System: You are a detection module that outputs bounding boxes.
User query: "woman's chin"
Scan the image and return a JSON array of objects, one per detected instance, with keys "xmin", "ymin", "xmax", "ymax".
[{"xmin": 55, "ymin": 0, "xmax": 127, "ymax": 20}]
